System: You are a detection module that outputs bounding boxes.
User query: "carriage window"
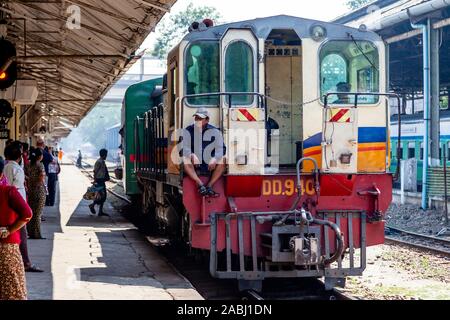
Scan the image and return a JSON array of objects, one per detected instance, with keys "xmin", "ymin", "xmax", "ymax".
[
  {"xmin": 186, "ymin": 41, "xmax": 220, "ymax": 106},
  {"xmin": 408, "ymin": 142, "xmax": 415, "ymax": 159},
  {"xmin": 225, "ymin": 41, "xmax": 254, "ymax": 106},
  {"xmin": 320, "ymin": 41, "xmax": 379, "ymax": 104}
]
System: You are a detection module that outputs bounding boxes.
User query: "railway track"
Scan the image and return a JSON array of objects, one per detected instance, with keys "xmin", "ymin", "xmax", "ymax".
[
  {"xmin": 156, "ymin": 242, "xmax": 356, "ymax": 301},
  {"xmin": 385, "ymin": 226, "xmax": 450, "ymax": 257}
]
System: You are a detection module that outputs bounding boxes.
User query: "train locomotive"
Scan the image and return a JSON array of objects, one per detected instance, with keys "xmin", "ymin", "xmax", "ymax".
[{"xmin": 121, "ymin": 15, "xmax": 393, "ymax": 291}]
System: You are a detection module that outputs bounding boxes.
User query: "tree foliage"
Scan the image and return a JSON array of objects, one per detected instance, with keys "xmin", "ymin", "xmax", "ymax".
[
  {"xmin": 152, "ymin": 2, "xmax": 221, "ymax": 59},
  {"xmin": 346, "ymin": 0, "xmax": 372, "ymax": 10}
]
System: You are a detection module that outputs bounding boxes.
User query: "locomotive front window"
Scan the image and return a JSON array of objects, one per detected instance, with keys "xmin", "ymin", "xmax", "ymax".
[
  {"xmin": 185, "ymin": 41, "xmax": 220, "ymax": 106},
  {"xmin": 320, "ymin": 40, "xmax": 380, "ymax": 105},
  {"xmin": 225, "ymin": 41, "xmax": 254, "ymax": 106}
]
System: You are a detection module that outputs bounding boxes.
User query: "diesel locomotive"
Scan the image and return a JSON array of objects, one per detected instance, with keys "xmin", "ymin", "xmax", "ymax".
[{"xmin": 121, "ymin": 15, "xmax": 394, "ymax": 291}]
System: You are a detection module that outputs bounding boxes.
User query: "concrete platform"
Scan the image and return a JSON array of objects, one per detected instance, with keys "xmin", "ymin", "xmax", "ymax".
[{"xmin": 26, "ymin": 164, "xmax": 202, "ymax": 300}]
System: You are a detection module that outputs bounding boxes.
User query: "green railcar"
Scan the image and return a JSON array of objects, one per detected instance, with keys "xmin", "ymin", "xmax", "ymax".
[
  {"xmin": 121, "ymin": 78, "xmax": 163, "ymax": 196},
  {"xmin": 390, "ymin": 137, "xmax": 450, "ymax": 189}
]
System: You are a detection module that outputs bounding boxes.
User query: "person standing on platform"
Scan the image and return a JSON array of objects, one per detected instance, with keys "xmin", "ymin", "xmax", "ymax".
[
  {"xmin": 58, "ymin": 148, "xmax": 64, "ymax": 163},
  {"xmin": 3, "ymin": 145, "xmax": 43, "ymax": 273},
  {"xmin": 0, "ymin": 157, "xmax": 33, "ymax": 300},
  {"xmin": 25, "ymin": 148, "xmax": 47, "ymax": 239},
  {"xmin": 36, "ymin": 139, "xmax": 53, "ymax": 177},
  {"xmin": 46, "ymin": 149, "xmax": 58, "ymax": 207},
  {"xmin": 22, "ymin": 143, "xmax": 30, "ymax": 168},
  {"xmin": 37, "ymin": 140, "xmax": 52, "ymax": 220},
  {"xmin": 76, "ymin": 150, "xmax": 82, "ymax": 168},
  {"xmin": 89, "ymin": 149, "xmax": 110, "ymax": 217}
]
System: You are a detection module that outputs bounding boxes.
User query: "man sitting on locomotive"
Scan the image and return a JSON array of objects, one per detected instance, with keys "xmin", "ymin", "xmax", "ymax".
[
  {"xmin": 333, "ymin": 82, "xmax": 351, "ymax": 104},
  {"xmin": 182, "ymin": 108, "xmax": 226, "ymax": 197}
]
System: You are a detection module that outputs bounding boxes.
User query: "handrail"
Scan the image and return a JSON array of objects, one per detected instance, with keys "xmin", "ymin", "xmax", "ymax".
[
  {"xmin": 180, "ymin": 92, "xmax": 266, "ymax": 130},
  {"xmin": 323, "ymin": 92, "xmax": 402, "ymax": 182}
]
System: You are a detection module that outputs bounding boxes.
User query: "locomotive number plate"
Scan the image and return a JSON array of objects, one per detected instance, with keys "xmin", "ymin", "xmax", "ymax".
[{"xmin": 262, "ymin": 178, "xmax": 316, "ymax": 196}]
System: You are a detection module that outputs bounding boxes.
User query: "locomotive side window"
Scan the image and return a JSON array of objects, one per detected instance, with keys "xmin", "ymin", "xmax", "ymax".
[
  {"xmin": 320, "ymin": 41, "xmax": 380, "ymax": 104},
  {"xmin": 185, "ymin": 41, "xmax": 220, "ymax": 106},
  {"xmin": 225, "ymin": 41, "xmax": 254, "ymax": 106}
]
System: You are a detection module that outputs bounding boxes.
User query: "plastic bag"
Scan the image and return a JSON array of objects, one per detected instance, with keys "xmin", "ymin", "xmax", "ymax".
[{"xmin": 83, "ymin": 185, "xmax": 104, "ymax": 201}]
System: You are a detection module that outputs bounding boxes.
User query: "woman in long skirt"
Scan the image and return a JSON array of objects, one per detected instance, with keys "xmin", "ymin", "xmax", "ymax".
[
  {"xmin": 25, "ymin": 148, "xmax": 47, "ymax": 239},
  {"xmin": 0, "ymin": 158, "xmax": 33, "ymax": 300}
]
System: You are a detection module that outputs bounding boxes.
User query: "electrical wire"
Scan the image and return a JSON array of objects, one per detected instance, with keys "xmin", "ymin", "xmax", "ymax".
[
  {"xmin": 349, "ymin": 33, "xmax": 379, "ymax": 72},
  {"xmin": 265, "ymin": 96, "xmax": 320, "ymax": 108}
]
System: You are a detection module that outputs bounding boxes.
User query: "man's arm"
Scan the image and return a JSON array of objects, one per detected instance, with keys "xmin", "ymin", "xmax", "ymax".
[{"xmin": 182, "ymin": 127, "xmax": 193, "ymax": 159}]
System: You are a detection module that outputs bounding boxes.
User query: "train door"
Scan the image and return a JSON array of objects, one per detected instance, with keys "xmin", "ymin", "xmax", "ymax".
[
  {"xmin": 265, "ymin": 30, "xmax": 303, "ymax": 168},
  {"xmin": 220, "ymin": 29, "xmax": 266, "ymax": 175}
]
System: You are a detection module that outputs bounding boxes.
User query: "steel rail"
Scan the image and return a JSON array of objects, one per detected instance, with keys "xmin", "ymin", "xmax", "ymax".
[
  {"xmin": 386, "ymin": 225, "xmax": 450, "ymax": 244},
  {"xmin": 385, "ymin": 236, "xmax": 450, "ymax": 257}
]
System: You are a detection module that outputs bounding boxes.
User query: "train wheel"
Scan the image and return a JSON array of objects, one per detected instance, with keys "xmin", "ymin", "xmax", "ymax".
[
  {"xmin": 142, "ymin": 185, "xmax": 155, "ymax": 216},
  {"xmin": 181, "ymin": 210, "xmax": 192, "ymax": 247},
  {"xmin": 138, "ymin": 184, "xmax": 158, "ymax": 234}
]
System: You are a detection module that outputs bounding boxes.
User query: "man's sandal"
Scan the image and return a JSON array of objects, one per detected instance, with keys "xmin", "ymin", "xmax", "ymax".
[
  {"xmin": 198, "ymin": 185, "xmax": 209, "ymax": 196},
  {"xmin": 25, "ymin": 265, "xmax": 44, "ymax": 273}
]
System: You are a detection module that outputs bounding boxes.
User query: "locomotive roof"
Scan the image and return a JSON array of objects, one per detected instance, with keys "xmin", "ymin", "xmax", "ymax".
[{"xmin": 182, "ymin": 15, "xmax": 382, "ymax": 43}]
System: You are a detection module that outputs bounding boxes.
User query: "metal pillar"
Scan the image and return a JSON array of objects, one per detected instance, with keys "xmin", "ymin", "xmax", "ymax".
[
  {"xmin": 430, "ymin": 26, "xmax": 441, "ymax": 167},
  {"xmin": 412, "ymin": 19, "xmax": 431, "ymax": 209}
]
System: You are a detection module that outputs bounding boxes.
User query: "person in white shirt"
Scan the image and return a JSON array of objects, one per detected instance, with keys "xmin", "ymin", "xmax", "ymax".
[{"xmin": 4, "ymin": 142, "xmax": 43, "ymax": 273}]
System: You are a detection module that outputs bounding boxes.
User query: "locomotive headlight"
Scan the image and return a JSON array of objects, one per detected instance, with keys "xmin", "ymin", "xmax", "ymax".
[
  {"xmin": 0, "ymin": 72, "xmax": 6, "ymax": 80},
  {"xmin": 310, "ymin": 25, "xmax": 327, "ymax": 42}
]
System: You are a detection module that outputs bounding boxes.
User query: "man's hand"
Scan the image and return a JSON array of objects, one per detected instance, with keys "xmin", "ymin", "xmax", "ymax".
[{"xmin": 208, "ymin": 158, "xmax": 218, "ymax": 171}]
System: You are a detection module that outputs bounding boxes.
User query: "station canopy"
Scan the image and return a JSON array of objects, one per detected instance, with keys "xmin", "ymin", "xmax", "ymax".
[{"xmin": 0, "ymin": 0, "xmax": 176, "ymax": 138}]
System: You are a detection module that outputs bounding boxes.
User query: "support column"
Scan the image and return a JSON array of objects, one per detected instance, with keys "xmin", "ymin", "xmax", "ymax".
[
  {"xmin": 430, "ymin": 27, "xmax": 440, "ymax": 166},
  {"xmin": 411, "ymin": 19, "xmax": 431, "ymax": 209}
]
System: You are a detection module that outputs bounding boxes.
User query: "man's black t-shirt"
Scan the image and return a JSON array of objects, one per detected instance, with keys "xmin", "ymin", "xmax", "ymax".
[{"xmin": 183, "ymin": 123, "xmax": 226, "ymax": 172}]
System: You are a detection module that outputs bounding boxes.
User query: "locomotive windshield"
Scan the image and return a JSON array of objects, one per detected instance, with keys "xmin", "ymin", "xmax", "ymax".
[
  {"xmin": 185, "ymin": 41, "xmax": 220, "ymax": 106},
  {"xmin": 225, "ymin": 41, "xmax": 255, "ymax": 105},
  {"xmin": 320, "ymin": 40, "xmax": 380, "ymax": 104}
]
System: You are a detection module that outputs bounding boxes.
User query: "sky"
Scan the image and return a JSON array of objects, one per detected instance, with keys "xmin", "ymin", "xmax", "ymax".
[{"xmin": 140, "ymin": 0, "xmax": 350, "ymax": 50}]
